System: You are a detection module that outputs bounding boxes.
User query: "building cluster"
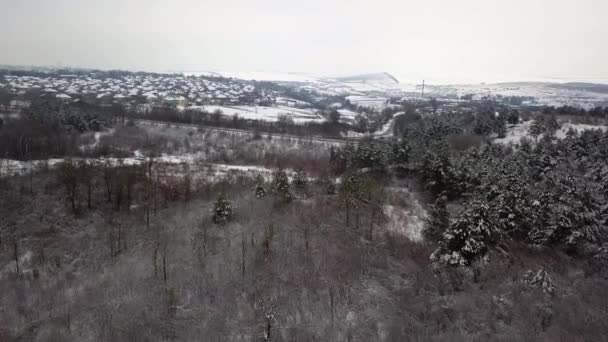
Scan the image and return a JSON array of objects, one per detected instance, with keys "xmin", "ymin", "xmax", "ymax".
[{"xmin": 1, "ymin": 73, "xmax": 279, "ymax": 112}]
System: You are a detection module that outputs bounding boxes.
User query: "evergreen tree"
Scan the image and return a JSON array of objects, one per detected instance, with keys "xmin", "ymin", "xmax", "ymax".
[
  {"xmin": 545, "ymin": 115, "xmax": 561, "ymax": 136},
  {"xmin": 271, "ymin": 169, "xmax": 293, "ymax": 204},
  {"xmin": 529, "ymin": 117, "xmax": 544, "ymax": 141},
  {"xmin": 494, "ymin": 170, "xmax": 531, "ymax": 239},
  {"xmin": 507, "ymin": 110, "xmax": 520, "ymax": 125},
  {"xmin": 432, "ymin": 198, "xmax": 500, "ymax": 266},
  {"xmin": 418, "ymin": 141, "xmax": 456, "ymax": 197},
  {"xmin": 495, "ymin": 115, "xmax": 507, "ymax": 138},
  {"xmin": 338, "ymin": 173, "xmax": 365, "ymax": 228},
  {"xmin": 390, "ymin": 139, "xmax": 410, "ymax": 164},
  {"xmin": 212, "ymin": 192, "xmax": 234, "ymax": 225},
  {"xmin": 292, "ymin": 168, "xmax": 308, "ymax": 195},
  {"xmin": 473, "ymin": 111, "xmax": 494, "ymax": 136},
  {"xmin": 424, "ymin": 195, "xmax": 450, "ymax": 242},
  {"xmin": 254, "ymin": 174, "xmax": 266, "ymax": 199},
  {"xmin": 320, "ymin": 176, "xmax": 337, "ymax": 195}
]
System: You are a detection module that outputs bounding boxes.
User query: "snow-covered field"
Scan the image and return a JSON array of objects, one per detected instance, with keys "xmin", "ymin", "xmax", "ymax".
[
  {"xmin": 346, "ymin": 95, "xmax": 389, "ymax": 110},
  {"xmin": 187, "ymin": 105, "xmax": 325, "ymax": 123},
  {"xmin": 0, "ymin": 154, "xmax": 274, "ymax": 181},
  {"xmin": 427, "ymin": 82, "xmax": 608, "ymax": 108},
  {"xmin": 495, "ymin": 121, "xmax": 608, "ymax": 145},
  {"xmin": 375, "ymin": 112, "xmax": 403, "ymax": 137},
  {"xmin": 337, "ymin": 108, "xmax": 358, "ymax": 123}
]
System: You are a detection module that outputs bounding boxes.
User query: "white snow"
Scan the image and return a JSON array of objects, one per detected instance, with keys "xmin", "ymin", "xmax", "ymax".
[
  {"xmin": 188, "ymin": 105, "xmax": 325, "ymax": 123},
  {"xmin": 373, "ymin": 112, "xmax": 404, "ymax": 137},
  {"xmin": 495, "ymin": 120, "xmax": 608, "ymax": 145},
  {"xmin": 345, "ymin": 95, "xmax": 389, "ymax": 110},
  {"xmin": 383, "ymin": 204, "xmax": 426, "ymax": 242}
]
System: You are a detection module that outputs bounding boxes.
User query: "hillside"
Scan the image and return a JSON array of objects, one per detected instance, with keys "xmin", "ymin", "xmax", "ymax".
[{"xmin": 333, "ymin": 72, "xmax": 400, "ymax": 84}]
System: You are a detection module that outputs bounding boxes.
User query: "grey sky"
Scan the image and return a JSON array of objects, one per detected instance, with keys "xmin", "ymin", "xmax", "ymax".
[{"xmin": 1, "ymin": 0, "xmax": 607, "ymax": 83}]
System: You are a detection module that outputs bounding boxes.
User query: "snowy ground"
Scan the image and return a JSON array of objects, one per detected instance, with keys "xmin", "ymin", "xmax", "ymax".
[
  {"xmin": 374, "ymin": 112, "xmax": 403, "ymax": 137},
  {"xmin": 80, "ymin": 128, "xmax": 115, "ymax": 151},
  {"xmin": 337, "ymin": 108, "xmax": 358, "ymax": 124},
  {"xmin": 426, "ymin": 82, "xmax": 608, "ymax": 109},
  {"xmin": 0, "ymin": 154, "xmax": 275, "ymax": 182},
  {"xmin": 343, "ymin": 112, "xmax": 403, "ymax": 138},
  {"xmin": 186, "ymin": 105, "xmax": 325, "ymax": 123},
  {"xmin": 494, "ymin": 120, "xmax": 608, "ymax": 145},
  {"xmin": 345, "ymin": 95, "xmax": 389, "ymax": 110},
  {"xmin": 0, "ymin": 113, "xmax": 20, "ymax": 119},
  {"xmin": 383, "ymin": 186, "xmax": 428, "ymax": 242}
]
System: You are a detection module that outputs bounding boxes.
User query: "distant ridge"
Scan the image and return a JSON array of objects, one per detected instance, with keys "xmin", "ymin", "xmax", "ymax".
[
  {"xmin": 549, "ymin": 82, "xmax": 608, "ymax": 95},
  {"xmin": 334, "ymin": 72, "xmax": 399, "ymax": 84}
]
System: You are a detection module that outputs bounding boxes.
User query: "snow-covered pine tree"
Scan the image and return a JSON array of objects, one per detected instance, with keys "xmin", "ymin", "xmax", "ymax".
[
  {"xmin": 529, "ymin": 170, "xmax": 602, "ymax": 247},
  {"xmin": 529, "ymin": 117, "xmax": 544, "ymax": 141},
  {"xmin": 338, "ymin": 173, "xmax": 365, "ymax": 228},
  {"xmin": 424, "ymin": 194, "xmax": 450, "ymax": 242},
  {"xmin": 254, "ymin": 174, "xmax": 267, "ymax": 199},
  {"xmin": 212, "ymin": 192, "xmax": 234, "ymax": 225},
  {"xmin": 418, "ymin": 141, "xmax": 456, "ymax": 197},
  {"xmin": 390, "ymin": 139, "xmax": 410, "ymax": 165},
  {"xmin": 494, "ymin": 169, "xmax": 531, "ymax": 239},
  {"xmin": 545, "ymin": 115, "xmax": 561, "ymax": 136},
  {"xmin": 431, "ymin": 198, "xmax": 500, "ymax": 266},
  {"xmin": 292, "ymin": 168, "xmax": 308, "ymax": 195},
  {"xmin": 320, "ymin": 176, "xmax": 337, "ymax": 195},
  {"xmin": 271, "ymin": 169, "xmax": 293, "ymax": 204}
]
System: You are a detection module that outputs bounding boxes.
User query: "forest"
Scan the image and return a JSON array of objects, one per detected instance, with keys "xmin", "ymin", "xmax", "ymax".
[{"xmin": 1, "ymin": 101, "xmax": 608, "ymax": 341}]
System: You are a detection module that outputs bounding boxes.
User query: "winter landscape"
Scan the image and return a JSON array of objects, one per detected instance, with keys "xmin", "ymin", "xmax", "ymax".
[{"xmin": 2, "ymin": 0, "xmax": 608, "ymax": 341}]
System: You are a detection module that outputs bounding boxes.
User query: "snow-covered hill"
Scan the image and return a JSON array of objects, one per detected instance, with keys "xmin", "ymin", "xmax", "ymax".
[{"xmin": 180, "ymin": 70, "xmax": 608, "ymax": 108}]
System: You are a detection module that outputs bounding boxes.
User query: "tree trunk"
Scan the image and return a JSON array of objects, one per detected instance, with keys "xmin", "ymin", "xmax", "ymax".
[
  {"xmin": 153, "ymin": 242, "xmax": 158, "ymax": 278},
  {"xmin": 241, "ymin": 231, "xmax": 246, "ymax": 278},
  {"xmin": 117, "ymin": 224, "xmax": 121, "ymax": 255},
  {"xmin": 126, "ymin": 179, "xmax": 132, "ymax": 213},
  {"xmin": 104, "ymin": 173, "xmax": 113, "ymax": 203},
  {"xmin": 13, "ymin": 240, "xmax": 20, "ymax": 278},
  {"xmin": 345, "ymin": 205, "xmax": 350, "ymax": 228},
  {"xmin": 369, "ymin": 208, "xmax": 375, "ymax": 241},
  {"xmin": 87, "ymin": 184, "xmax": 92, "ymax": 209},
  {"xmin": 70, "ymin": 193, "xmax": 76, "ymax": 213},
  {"xmin": 329, "ymin": 285, "xmax": 334, "ymax": 323},
  {"xmin": 203, "ymin": 225, "xmax": 208, "ymax": 257},
  {"xmin": 163, "ymin": 249, "xmax": 168, "ymax": 286}
]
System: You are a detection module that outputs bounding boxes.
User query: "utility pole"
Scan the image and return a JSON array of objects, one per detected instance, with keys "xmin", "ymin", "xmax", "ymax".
[{"xmin": 421, "ymin": 80, "xmax": 425, "ymax": 98}]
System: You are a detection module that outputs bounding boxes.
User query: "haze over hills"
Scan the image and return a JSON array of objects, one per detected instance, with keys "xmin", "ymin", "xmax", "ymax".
[
  {"xmin": 178, "ymin": 69, "xmax": 608, "ymax": 108},
  {"xmin": 4, "ymin": 63, "xmax": 608, "ymax": 108}
]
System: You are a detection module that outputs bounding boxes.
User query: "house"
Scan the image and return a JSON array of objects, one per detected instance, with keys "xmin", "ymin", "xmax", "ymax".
[
  {"xmin": 56, "ymin": 93, "xmax": 72, "ymax": 102},
  {"xmin": 164, "ymin": 95, "xmax": 187, "ymax": 107}
]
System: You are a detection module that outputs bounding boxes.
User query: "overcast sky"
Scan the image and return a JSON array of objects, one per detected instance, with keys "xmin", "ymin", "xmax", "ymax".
[{"xmin": 1, "ymin": 0, "xmax": 607, "ymax": 83}]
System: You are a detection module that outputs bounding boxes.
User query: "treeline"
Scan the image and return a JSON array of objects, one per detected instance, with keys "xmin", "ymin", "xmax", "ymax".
[
  {"xmin": 332, "ymin": 112, "xmax": 608, "ymax": 266},
  {"xmin": 0, "ymin": 68, "xmax": 229, "ymax": 83},
  {"xmin": 56, "ymin": 159, "xmax": 197, "ymax": 217},
  {"xmin": 25, "ymin": 96, "xmax": 113, "ymax": 131},
  {"xmin": 0, "ymin": 116, "xmax": 80, "ymax": 160},
  {"xmin": 0, "ymin": 98, "xmax": 113, "ymax": 159},
  {"xmin": 127, "ymin": 106, "xmax": 346, "ymax": 138},
  {"xmin": 542, "ymin": 105, "xmax": 608, "ymax": 118}
]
